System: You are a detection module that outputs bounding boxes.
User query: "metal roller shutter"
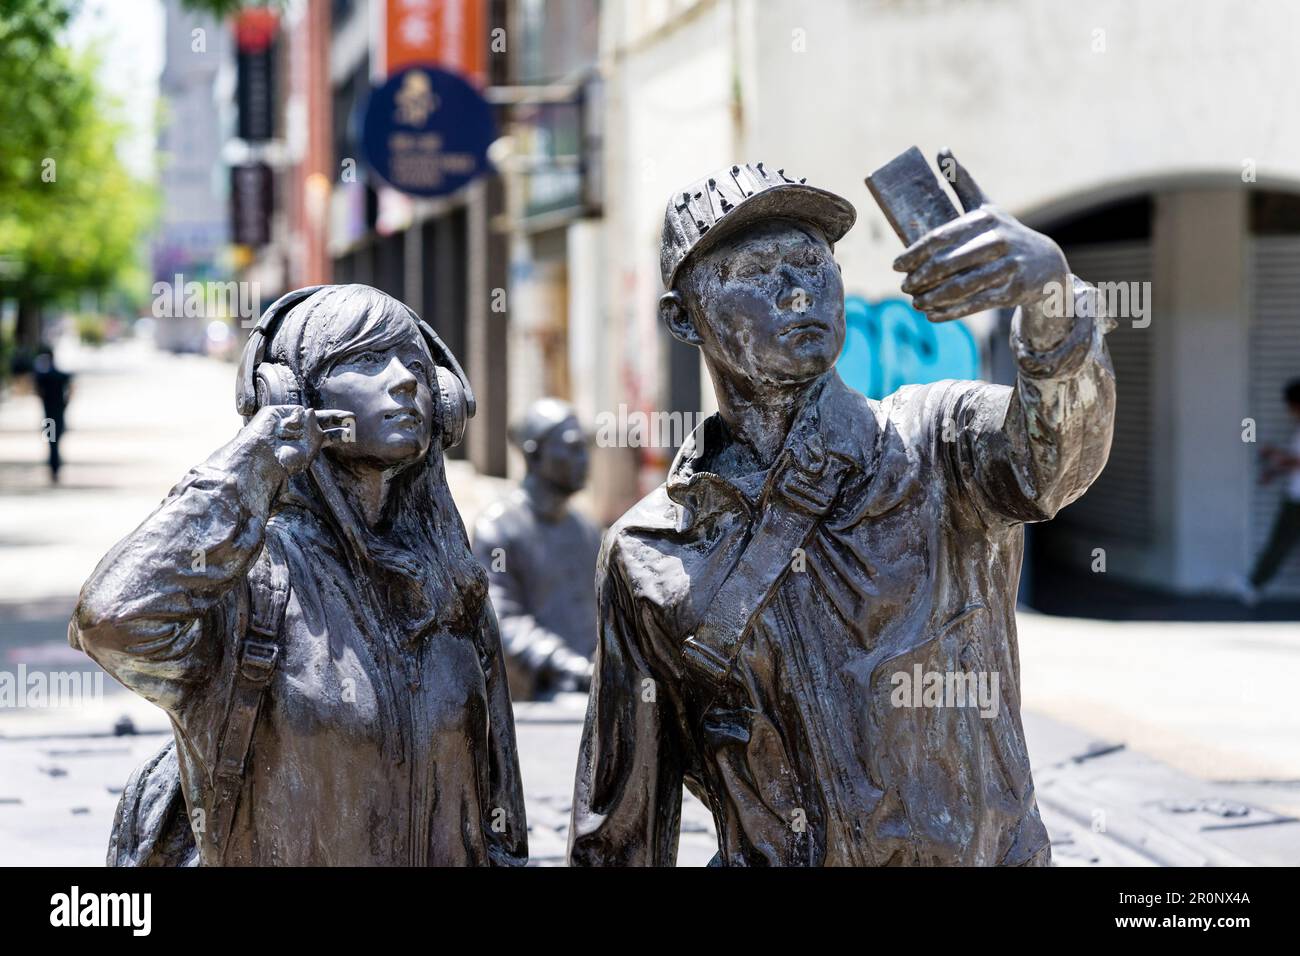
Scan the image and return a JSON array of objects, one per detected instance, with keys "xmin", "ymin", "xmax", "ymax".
[{"xmin": 1053, "ymin": 241, "xmax": 1154, "ymax": 544}]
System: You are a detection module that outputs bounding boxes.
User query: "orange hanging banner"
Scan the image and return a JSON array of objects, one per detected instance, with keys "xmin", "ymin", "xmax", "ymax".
[{"xmin": 384, "ymin": 0, "xmax": 486, "ymax": 86}]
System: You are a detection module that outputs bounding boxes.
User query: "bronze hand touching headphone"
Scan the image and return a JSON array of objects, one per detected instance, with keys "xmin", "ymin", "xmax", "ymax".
[{"xmin": 236, "ymin": 284, "xmax": 475, "ymax": 450}]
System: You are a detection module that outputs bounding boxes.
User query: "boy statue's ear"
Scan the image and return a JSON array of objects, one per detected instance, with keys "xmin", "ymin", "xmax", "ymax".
[{"xmin": 659, "ymin": 290, "xmax": 703, "ymax": 347}]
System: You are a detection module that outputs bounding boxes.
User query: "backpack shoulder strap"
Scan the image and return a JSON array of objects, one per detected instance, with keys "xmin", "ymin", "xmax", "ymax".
[
  {"xmin": 204, "ymin": 531, "xmax": 290, "ymax": 860},
  {"xmin": 682, "ymin": 449, "xmax": 854, "ymax": 689}
]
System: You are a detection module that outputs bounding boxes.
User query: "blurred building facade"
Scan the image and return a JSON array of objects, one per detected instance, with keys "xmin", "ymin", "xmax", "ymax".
[
  {"xmin": 204, "ymin": 0, "xmax": 1300, "ymax": 606},
  {"xmin": 241, "ymin": 0, "xmax": 602, "ymax": 479},
  {"xmin": 594, "ymin": 0, "xmax": 1300, "ymax": 603},
  {"xmin": 154, "ymin": 0, "xmax": 234, "ymax": 352}
]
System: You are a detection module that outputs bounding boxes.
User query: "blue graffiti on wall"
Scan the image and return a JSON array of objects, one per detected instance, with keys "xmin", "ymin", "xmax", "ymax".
[{"xmin": 835, "ymin": 295, "xmax": 980, "ymax": 400}]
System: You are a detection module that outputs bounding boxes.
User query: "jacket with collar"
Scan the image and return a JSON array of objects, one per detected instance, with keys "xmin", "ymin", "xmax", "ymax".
[
  {"xmin": 72, "ymin": 443, "xmax": 528, "ymax": 866},
  {"xmin": 569, "ymin": 281, "xmax": 1115, "ymax": 866}
]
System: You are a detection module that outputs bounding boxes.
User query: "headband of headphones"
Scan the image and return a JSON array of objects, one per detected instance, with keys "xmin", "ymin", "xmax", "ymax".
[{"xmin": 235, "ymin": 285, "xmax": 476, "ymax": 421}]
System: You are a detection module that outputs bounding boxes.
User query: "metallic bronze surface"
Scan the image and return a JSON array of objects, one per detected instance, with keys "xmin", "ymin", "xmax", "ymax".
[
  {"xmin": 73, "ymin": 284, "xmax": 527, "ymax": 866},
  {"xmin": 472, "ymin": 398, "xmax": 600, "ymax": 700},
  {"xmin": 570, "ymin": 154, "xmax": 1116, "ymax": 866}
]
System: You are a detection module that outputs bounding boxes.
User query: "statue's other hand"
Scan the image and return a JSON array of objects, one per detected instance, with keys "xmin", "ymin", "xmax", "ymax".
[
  {"xmin": 893, "ymin": 149, "xmax": 1070, "ymax": 325},
  {"xmin": 248, "ymin": 405, "xmax": 355, "ymax": 477}
]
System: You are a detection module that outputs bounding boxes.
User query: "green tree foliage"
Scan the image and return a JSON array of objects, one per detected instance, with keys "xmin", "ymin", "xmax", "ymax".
[
  {"xmin": 0, "ymin": 0, "xmax": 76, "ymax": 203},
  {"xmin": 0, "ymin": 0, "xmax": 156, "ymax": 340}
]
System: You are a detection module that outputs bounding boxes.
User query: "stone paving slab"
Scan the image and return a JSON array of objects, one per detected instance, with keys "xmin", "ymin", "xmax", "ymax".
[
  {"xmin": 4, "ymin": 698, "xmax": 1297, "ymax": 867},
  {"xmin": 1026, "ymin": 710, "xmax": 1300, "ymax": 866},
  {"xmin": 0, "ymin": 733, "xmax": 167, "ymax": 867},
  {"xmin": 1018, "ymin": 609, "xmax": 1300, "ymax": 786},
  {"xmin": 512, "ymin": 695, "xmax": 717, "ymax": 866},
  {"xmin": 0, "ymin": 697, "xmax": 720, "ymax": 868}
]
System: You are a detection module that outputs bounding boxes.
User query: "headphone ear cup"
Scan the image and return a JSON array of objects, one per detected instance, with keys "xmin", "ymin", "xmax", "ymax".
[
  {"xmin": 254, "ymin": 363, "xmax": 302, "ymax": 410},
  {"xmin": 434, "ymin": 366, "xmax": 469, "ymax": 449}
]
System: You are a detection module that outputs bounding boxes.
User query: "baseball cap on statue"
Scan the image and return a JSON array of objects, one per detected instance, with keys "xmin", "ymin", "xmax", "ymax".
[{"xmin": 660, "ymin": 162, "xmax": 857, "ymax": 290}]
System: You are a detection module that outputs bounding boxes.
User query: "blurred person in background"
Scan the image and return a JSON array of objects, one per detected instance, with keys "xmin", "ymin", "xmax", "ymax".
[
  {"xmin": 1241, "ymin": 378, "xmax": 1300, "ymax": 604},
  {"xmin": 472, "ymin": 398, "xmax": 599, "ymax": 701},
  {"xmin": 32, "ymin": 344, "xmax": 73, "ymax": 484}
]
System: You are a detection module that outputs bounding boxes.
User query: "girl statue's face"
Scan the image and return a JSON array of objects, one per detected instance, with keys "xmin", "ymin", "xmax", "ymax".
[{"xmin": 315, "ymin": 337, "xmax": 435, "ymax": 468}]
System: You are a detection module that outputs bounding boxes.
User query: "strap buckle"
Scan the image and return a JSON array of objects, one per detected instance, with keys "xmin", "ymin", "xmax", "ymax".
[
  {"xmin": 775, "ymin": 455, "xmax": 846, "ymax": 515},
  {"xmin": 681, "ymin": 635, "xmax": 733, "ymax": 687},
  {"xmin": 239, "ymin": 639, "xmax": 279, "ymax": 683}
]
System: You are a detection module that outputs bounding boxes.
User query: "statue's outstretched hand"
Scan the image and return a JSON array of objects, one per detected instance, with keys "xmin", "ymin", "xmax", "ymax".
[
  {"xmin": 893, "ymin": 149, "xmax": 1070, "ymax": 326},
  {"xmin": 247, "ymin": 405, "xmax": 355, "ymax": 476}
]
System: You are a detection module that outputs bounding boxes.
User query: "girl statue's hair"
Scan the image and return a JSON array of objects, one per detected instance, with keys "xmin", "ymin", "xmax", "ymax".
[{"xmin": 270, "ymin": 284, "xmax": 488, "ymax": 641}]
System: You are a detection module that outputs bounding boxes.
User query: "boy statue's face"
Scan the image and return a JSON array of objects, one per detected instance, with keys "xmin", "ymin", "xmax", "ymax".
[{"xmin": 673, "ymin": 218, "xmax": 846, "ymax": 389}]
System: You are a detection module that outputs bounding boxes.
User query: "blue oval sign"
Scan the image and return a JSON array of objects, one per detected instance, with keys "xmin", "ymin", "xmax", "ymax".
[{"xmin": 360, "ymin": 65, "xmax": 496, "ymax": 198}]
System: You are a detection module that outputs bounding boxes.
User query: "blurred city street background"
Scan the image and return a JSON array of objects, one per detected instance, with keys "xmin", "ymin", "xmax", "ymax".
[{"xmin": 3, "ymin": 0, "xmax": 1300, "ymax": 867}]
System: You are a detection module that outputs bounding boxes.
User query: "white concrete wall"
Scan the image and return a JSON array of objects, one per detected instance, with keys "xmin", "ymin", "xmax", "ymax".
[
  {"xmin": 736, "ymin": 0, "xmax": 1300, "ymax": 296},
  {"xmin": 602, "ymin": 0, "xmax": 737, "ymax": 427},
  {"xmin": 604, "ymin": 0, "xmax": 1300, "ymax": 401}
]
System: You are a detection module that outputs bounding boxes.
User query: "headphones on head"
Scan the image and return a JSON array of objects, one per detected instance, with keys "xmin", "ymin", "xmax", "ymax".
[{"xmin": 235, "ymin": 285, "xmax": 476, "ymax": 450}]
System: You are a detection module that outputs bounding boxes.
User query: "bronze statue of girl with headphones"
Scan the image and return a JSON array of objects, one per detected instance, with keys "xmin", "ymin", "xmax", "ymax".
[{"xmin": 72, "ymin": 285, "xmax": 528, "ymax": 866}]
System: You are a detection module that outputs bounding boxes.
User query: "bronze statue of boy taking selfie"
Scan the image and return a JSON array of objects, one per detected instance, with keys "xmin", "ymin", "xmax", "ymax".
[{"xmin": 569, "ymin": 154, "xmax": 1116, "ymax": 867}]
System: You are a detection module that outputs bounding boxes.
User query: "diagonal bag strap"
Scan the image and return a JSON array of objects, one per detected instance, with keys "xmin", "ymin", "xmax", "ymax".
[
  {"xmin": 204, "ymin": 534, "xmax": 289, "ymax": 861},
  {"xmin": 681, "ymin": 448, "xmax": 854, "ymax": 690}
]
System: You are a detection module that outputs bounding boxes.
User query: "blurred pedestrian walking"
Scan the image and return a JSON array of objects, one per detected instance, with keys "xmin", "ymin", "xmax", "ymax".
[
  {"xmin": 1240, "ymin": 378, "xmax": 1300, "ymax": 604},
  {"xmin": 31, "ymin": 345, "xmax": 73, "ymax": 484}
]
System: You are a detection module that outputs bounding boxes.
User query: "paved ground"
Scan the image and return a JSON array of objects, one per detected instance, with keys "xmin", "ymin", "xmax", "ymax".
[
  {"xmin": 1019, "ymin": 612, "xmax": 1300, "ymax": 796},
  {"xmin": 2, "ymin": 338, "xmax": 1297, "ymax": 866},
  {"xmin": 3, "ymin": 699, "xmax": 1291, "ymax": 867}
]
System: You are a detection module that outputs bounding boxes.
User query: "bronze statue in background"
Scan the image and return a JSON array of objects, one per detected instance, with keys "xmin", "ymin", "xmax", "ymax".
[
  {"xmin": 569, "ymin": 155, "xmax": 1117, "ymax": 866},
  {"xmin": 472, "ymin": 398, "xmax": 599, "ymax": 700},
  {"xmin": 72, "ymin": 284, "xmax": 527, "ymax": 866}
]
